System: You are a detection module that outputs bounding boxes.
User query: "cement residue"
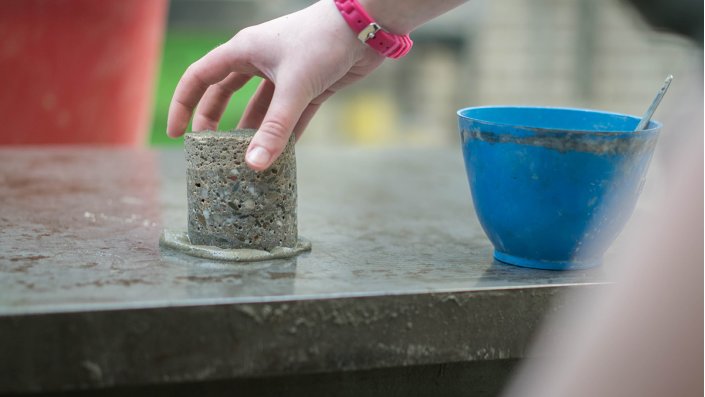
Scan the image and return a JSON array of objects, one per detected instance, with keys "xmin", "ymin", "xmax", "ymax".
[
  {"xmin": 461, "ymin": 127, "xmax": 658, "ymax": 155},
  {"xmin": 160, "ymin": 229, "xmax": 311, "ymax": 262}
]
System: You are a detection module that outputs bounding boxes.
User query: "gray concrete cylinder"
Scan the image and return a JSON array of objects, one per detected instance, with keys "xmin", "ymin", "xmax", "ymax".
[{"xmin": 185, "ymin": 129, "xmax": 297, "ymax": 250}]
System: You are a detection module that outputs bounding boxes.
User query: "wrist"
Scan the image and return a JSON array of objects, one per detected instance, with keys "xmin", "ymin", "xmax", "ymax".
[
  {"xmin": 357, "ymin": 0, "xmax": 417, "ymax": 35},
  {"xmin": 357, "ymin": 0, "xmax": 469, "ymax": 35},
  {"xmin": 318, "ymin": 0, "xmax": 375, "ymax": 55},
  {"xmin": 331, "ymin": 0, "xmax": 413, "ymax": 59}
]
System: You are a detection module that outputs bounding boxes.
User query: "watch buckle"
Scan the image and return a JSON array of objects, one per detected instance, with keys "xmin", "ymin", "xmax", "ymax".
[{"xmin": 357, "ymin": 22, "xmax": 381, "ymax": 43}]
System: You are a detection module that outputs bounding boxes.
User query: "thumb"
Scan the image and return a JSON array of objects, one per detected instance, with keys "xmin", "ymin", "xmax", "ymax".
[{"xmin": 245, "ymin": 79, "xmax": 311, "ymax": 171}]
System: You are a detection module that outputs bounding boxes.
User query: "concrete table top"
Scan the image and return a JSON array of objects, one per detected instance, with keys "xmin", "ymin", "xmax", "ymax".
[{"xmin": 0, "ymin": 146, "xmax": 608, "ymax": 394}]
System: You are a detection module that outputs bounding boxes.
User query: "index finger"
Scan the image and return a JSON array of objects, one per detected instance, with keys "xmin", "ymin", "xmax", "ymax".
[{"xmin": 166, "ymin": 41, "xmax": 255, "ymax": 138}]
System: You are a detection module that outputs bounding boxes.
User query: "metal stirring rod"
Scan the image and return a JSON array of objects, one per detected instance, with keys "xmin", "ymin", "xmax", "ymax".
[{"xmin": 635, "ymin": 74, "xmax": 673, "ymax": 131}]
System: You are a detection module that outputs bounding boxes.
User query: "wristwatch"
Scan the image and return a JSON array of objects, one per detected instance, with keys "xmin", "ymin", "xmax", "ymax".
[{"xmin": 333, "ymin": 0, "xmax": 413, "ymax": 59}]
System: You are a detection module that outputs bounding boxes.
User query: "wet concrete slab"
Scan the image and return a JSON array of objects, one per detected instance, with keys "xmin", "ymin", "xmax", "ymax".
[{"xmin": 0, "ymin": 146, "xmax": 609, "ymax": 394}]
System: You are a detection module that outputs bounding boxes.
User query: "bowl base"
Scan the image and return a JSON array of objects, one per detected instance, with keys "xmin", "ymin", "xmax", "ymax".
[{"xmin": 494, "ymin": 250, "xmax": 601, "ymax": 271}]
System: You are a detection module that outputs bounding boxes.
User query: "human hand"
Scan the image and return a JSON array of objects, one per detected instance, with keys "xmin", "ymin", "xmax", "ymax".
[{"xmin": 166, "ymin": 0, "xmax": 384, "ymax": 170}]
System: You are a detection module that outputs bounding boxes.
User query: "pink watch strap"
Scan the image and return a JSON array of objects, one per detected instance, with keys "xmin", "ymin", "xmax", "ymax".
[{"xmin": 333, "ymin": 0, "xmax": 413, "ymax": 59}]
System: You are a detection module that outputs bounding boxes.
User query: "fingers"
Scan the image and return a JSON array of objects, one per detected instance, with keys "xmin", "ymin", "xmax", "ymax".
[
  {"xmin": 292, "ymin": 103, "xmax": 322, "ymax": 141},
  {"xmin": 237, "ymin": 79, "xmax": 275, "ymax": 130},
  {"xmin": 192, "ymin": 73, "xmax": 252, "ymax": 132},
  {"xmin": 291, "ymin": 90, "xmax": 335, "ymax": 140},
  {"xmin": 245, "ymin": 79, "xmax": 311, "ymax": 171},
  {"xmin": 166, "ymin": 40, "xmax": 255, "ymax": 138}
]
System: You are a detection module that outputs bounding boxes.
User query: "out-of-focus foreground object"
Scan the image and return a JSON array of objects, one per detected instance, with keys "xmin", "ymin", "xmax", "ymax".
[
  {"xmin": 500, "ymin": 0, "xmax": 703, "ymax": 390},
  {"xmin": 0, "ymin": 0, "xmax": 167, "ymax": 145}
]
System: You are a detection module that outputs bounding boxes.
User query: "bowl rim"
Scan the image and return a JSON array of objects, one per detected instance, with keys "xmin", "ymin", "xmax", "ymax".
[{"xmin": 457, "ymin": 105, "xmax": 662, "ymax": 135}]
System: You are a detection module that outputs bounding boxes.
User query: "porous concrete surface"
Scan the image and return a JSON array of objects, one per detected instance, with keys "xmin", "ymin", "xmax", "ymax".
[{"xmin": 185, "ymin": 130, "xmax": 297, "ymax": 250}]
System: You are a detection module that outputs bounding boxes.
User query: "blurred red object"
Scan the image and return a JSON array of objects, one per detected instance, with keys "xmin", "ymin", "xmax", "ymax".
[{"xmin": 0, "ymin": 0, "xmax": 167, "ymax": 145}]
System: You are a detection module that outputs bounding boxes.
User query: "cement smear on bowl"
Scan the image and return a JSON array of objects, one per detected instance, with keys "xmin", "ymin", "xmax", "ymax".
[{"xmin": 160, "ymin": 229, "xmax": 311, "ymax": 261}]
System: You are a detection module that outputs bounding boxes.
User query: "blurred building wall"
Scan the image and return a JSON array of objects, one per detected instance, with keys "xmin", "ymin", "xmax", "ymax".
[{"xmin": 308, "ymin": 0, "xmax": 697, "ymax": 147}]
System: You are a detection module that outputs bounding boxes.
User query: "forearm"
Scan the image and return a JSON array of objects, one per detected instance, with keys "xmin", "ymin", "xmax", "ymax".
[{"xmin": 358, "ymin": 0, "xmax": 468, "ymax": 34}]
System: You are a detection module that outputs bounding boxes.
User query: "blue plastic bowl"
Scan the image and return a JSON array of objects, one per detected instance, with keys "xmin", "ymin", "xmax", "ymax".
[{"xmin": 458, "ymin": 106, "xmax": 660, "ymax": 270}]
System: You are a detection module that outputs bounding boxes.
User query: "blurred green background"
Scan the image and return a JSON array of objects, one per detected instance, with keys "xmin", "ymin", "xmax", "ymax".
[{"xmin": 149, "ymin": 31, "xmax": 259, "ymax": 146}]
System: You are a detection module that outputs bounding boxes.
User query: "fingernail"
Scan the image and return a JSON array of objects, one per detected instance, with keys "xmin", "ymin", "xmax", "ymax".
[{"xmin": 246, "ymin": 146, "xmax": 271, "ymax": 168}]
